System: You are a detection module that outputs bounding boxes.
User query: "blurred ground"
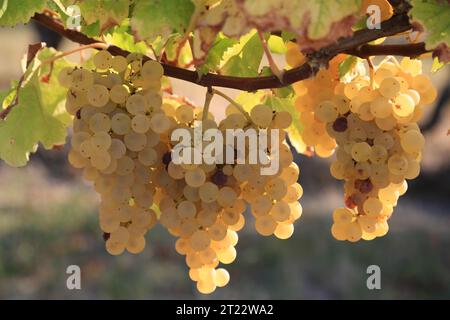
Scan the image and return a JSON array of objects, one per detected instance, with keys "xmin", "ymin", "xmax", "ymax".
[{"xmin": 0, "ymin": 24, "xmax": 449, "ymax": 300}]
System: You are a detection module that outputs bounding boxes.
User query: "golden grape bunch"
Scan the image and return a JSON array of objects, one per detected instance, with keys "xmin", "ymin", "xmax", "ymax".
[
  {"xmin": 286, "ymin": 43, "xmax": 437, "ymax": 242},
  {"xmin": 61, "ymin": 51, "xmax": 303, "ymax": 294}
]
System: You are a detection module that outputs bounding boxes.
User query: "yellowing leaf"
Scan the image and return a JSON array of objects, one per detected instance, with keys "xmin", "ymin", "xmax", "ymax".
[
  {"xmin": 237, "ymin": 0, "xmax": 361, "ymax": 49},
  {"xmin": 79, "ymin": 0, "xmax": 130, "ymax": 32},
  {"xmin": 194, "ymin": 0, "xmax": 361, "ymax": 63}
]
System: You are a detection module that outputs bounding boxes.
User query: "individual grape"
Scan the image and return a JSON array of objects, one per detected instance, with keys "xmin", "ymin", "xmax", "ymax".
[
  {"xmin": 331, "ymin": 223, "xmax": 348, "ymax": 241},
  {"xmin": 271, "ymin": 201, "xmax": 291, "ymax": 222},
  {"xmin": 58, "ymin": 67, "xmax": 73, "ymax": 88},
  {"xmin": 255, "ymin": 215, "xmax": 277, "ymax": 236},
  {"xmin": 177, "ymin": 200, "xmax": 197, "ymax": 219},
  {"xmin": 111, "ymin": 55, "xmax": 128, "ymax": 73},
  {"xmin": 71, "ymin": 131, "xmax": 90, "ymax": 151},
  {"xmin": 176, "ymin": 105, "xmax": 194, "ymax": 123},
  {"xmin": 393, "ymin": 93, "xmax": 415, "ymax": 117},
  {"xmin": 141, "ymin": 60, "xmax": 164, "ymax": 81},
  {"xmin": 250, "ymin": 104, "xmax": 273, "ymax": 127},
  {"xmin": 217, "ymin": 187, "xmax": 237, "ymax": 207},
  {"xmin": 90, "ymin": 150, "xmax": 112, "ymax": 170},
  {"xmin": 116, "ymin": 156, "xmax": 135, "ymax": 176},
  {"xmin": 315, "ymin": 100, "xmax": 338, "ymax": 123},
  {"xmin": 251, "ymin": 195, "xmax": 272, "ymax": 216},
  {"xmin": 333, "ymin": 208, "xmax": 354, "ymax": 225},
  {"xmin": 91, "ymin": 132, "xmax": 112, "ymax": 150},
  {"xmin": 110, "ymin": 84, "xmax": 129, "ymax": 104},
  {"xmin": 379, "ymin": 77, "xmax": 401, "ymax": 98},
  {"xmin": 387, "ymin": 154, "xmax": 408, "ymax": 175},
  {"xmin": 94, "ymin": 50, "xmax": 113, "ymax": 69},
  {"xmin": 126, "ymin": 235, "xmax": 146, "ymax": 254},
  {"xmin": 272, "ymin": 111, "xmax": 292, "ymax": 129},
  {"xmin": 71, "ymin": 68, "xmax": 94, "ymax": 91},
  {"xmin": 217, "ymin": 246, "xmax": 236, "ymax": 264},
  {"xmin": 68, "ymin": 149, "xmax": 88, "ymax": 168},
  {"xmin": 89, "ymin": 113, "xmax": 111, "ymax": 133},
  {"xmin": 79, "ymin": 139, "xmax": 95, "ymax": 158},
  {"xmin": 126, "ymin": 94, "xmax": 147, "ymax": 115},
  {"xmin": 199, "ymin": 182, "xmax": 219, "ymax": 203},
  {"xmin": 346, "ymin": 221, "xmax": 362, "ymax": 242},
  {"xmin": 363, "ymin": 197, "xmax": 383, "ymax": 216},
  {"xmin": 185, "ymin": 168, "xmax": 206, "ymax": 188},
  {"xmin": 111, "ymin": 113, "xmax": 131, "ymax": 135},
  {"xmin": 106, "ymin": 238, "xmax": 125, "ymax": 255},
  {"xmin": 150, "ymin": 113, "xmax": 171, "ymax": 133},
  {"xmin": 370, "ymin": 96, "xmax": 392, "ymax": 118},
  {"xmin": 274, "ymin": 223, "xmax": 294, "ymax": 239},
  {"xmin": 87, "ymin": 84, "xmax": 110, "ymax": 107},
  {"xmin": 145, "ymin": 92, "xmax": 163, "ymax": 109},
  {"xmin": 351, "ymin": 142, "xmax": 371, "ymax": 162},
  {"xmin": 400, "ymin": 130, "xmax": 425, "ymax": 154},
  {"xmin": 197, "ymin": 280, "xmax": 216, "ymax": 294},
  {"xmin": 190, "ymin": 230, "xmax": 211, "ymax": 251},
  {"xmin": 124, "ymin": 132, "xmax": 147, "ymax": 151},
  {"xmin": 214, "ymin": 268, "xmax": 230, "ymax": 287},
  {"xmin": 138, "ymin": 147, "xmax": 157, "ymax": 166},
  {"xmin": 109, "ymin": 138, "xmax": 126, "ymax": 159},
  {"xmin": 131, "ymin": 114, "xmax": 151, "ymax": 133}
]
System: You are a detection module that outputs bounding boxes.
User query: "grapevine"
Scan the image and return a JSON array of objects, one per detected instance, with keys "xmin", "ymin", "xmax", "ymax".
[{"xmin": 0, "ymin": 0, "xmax": 449, "ymax": 295}]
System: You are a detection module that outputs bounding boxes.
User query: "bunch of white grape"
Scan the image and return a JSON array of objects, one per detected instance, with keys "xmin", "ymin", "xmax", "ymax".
[
  {"xmin": 62, "ymin": 50, "xmax": 167, "ymax": 254},
  {"xmin": 154, "ymin": 101, "xmax": 303, "ymax": 294},
  {"xmin": 318, "ymin": 57, "xmax": 434, "ymax": 241},
  {"xmin": 229, "ymin": 104, "xmax": 304, "ymax": 239},
  {"xmin": 62, "ymin": 50, "xmax": 304, "ymax": 294},
  {"xmin": 287, "ymin": 41, "xmax": 436, "ymax": 241},
  {"xmin": 286, "ymin": 42, "xmax": 346, "ymax": 157}
]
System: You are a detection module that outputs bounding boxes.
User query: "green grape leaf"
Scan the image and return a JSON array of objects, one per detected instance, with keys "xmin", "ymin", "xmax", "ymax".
[
  {"xmin": 0, "ymin": 0, "xmax": 8, "ymax": 19},
  {"xmin": 79, "ymin": 0, "xmax": 130, "ymax": 33},
  {"xmin": 268, "ymin": 35, "xmax": 287, "ymax": 54},
  {"xmin": 410, "ymin": 0, "xmax": 450, "ymax": 50},
  {"xmin": 221, "ymin": 31, "xmax": 264, "ymax": 77},
  {"xmin": 131, "ymin": 0, "xmax": 195, "ymax": 41},
  {"xmin": 0, "ymin": 48, "xmax": 73, "ymax": 166},
  {"xmin": 197, "ymin": 34, "xmax": 238, "ymax": 75},
  {"xmin": 0, "ymin": 74, "xmax": 67, "ymax": 167},
  {"xmin": 338, "ymin": 55, "xmax": 357, "ymax": 79},
  {"xmin": 264, "ymin": 95, "xmax": 305, "ymax": 154},
  {"xmin": 105, "ymin": 22, "xmax": 148, "ymax": 55},
  {"xmin": 37, "ymin": 48, "xmax": 74, "ymax": 125},
  {"xmin": 0, "ymin": 0, "xmax": 47, "ymax": 26},
  {"xmin": 82, "ymin": 21, "xmax": 100, "ymax": 37}
]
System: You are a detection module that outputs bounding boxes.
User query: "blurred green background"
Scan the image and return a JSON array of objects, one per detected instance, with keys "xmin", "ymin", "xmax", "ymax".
[{"xmin": 1, "ymin": 23, "xmax": 450, "ymax": 300}]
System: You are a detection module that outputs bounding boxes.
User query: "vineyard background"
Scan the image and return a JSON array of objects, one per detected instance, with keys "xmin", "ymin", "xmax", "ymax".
[{"xmin": 0, "ymin": 22, "xmax": 450, "ymax": 299}]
